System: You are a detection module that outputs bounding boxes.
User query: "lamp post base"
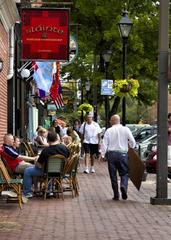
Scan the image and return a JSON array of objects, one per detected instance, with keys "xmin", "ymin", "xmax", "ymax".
[{"xmin": 150, "ymin": 197, "xmax": 171, "ymax": 205}]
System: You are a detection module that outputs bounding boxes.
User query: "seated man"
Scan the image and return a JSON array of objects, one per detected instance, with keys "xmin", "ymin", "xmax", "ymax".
[
  {"xmin": 1, "ymin": 134, "xmax": 37, "ymax": 174},
  {"xmin": 23, "ymin": 131, "xmax": 70, "ymax": 198}
]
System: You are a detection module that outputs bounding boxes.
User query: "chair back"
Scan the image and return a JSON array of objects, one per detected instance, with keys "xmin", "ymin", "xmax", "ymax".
[
  {"xmin": 63, "ymin": 153, "xmax": 79, "ymax": 176},
  {"xmin": 68, "ymin": 143, "xmax": 80, "ymax": 157},
  {"xmin": 0, "ymin": 156, "xmax": 23, "ymax": 209},
  {"xmin": 22, "ymin": 141, "xmax": 36, "ymax": 157},
  {"xmin": 47, "ymin": 154, "xmax": 66, "ymax": 177},
  {"xmin": 0, "ymin": 158, "xmax": 11, "ymax": 183}
]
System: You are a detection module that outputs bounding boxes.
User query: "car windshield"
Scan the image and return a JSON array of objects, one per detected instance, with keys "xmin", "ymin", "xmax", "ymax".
[
  {"xmin": 127, "ymin": 124, "xmax": 150, "ymax": 136},
  {"xmin": 139, "ymin": 134, "xmax": 157, "ymax": 143},
  {"xmin": 134, "ymin": 127, "xmax": 157, "ymax": 142}
]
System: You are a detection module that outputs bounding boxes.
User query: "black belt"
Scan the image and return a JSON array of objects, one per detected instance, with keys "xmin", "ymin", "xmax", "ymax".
[{"xmin": 107, "ymin": 150, "xmax": 127, "ymax": 154}]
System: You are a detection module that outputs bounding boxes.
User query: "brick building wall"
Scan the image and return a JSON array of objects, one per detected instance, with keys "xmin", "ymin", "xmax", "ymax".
[
  {"xmin": 146, "ymin": 94, "xmax": 171, "ymax": 124},
  {"xmin": 0, "ymin": 22, "xmax": 9, "ymax": 145}
]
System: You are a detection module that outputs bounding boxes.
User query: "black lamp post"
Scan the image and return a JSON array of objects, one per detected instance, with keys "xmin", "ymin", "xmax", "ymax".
[
  {"xmin": 85, "ymin": 78, "xmax": 90, "ymax": 101},
  {"xmin": 118, "ymin": 10, "xmax": 133, "ymax": 126},
  {"xmin": 102, "ymin": 50, "xmax": 112, "ymax": 129}
]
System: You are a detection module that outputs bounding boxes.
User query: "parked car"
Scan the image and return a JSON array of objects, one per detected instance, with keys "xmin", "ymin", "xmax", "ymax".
[
  {"xmin": 126, "ymin": 124, "xmax": 150, "ymax": 135},
  {"xmin": 135, "ymin": 134, "xmax": 157, "ymax": 161},
  {"xmin": 134, "ymin": 125, "xmax": 157, "ymax": 142},
  {"xmin": 145, "ymin": 151, "xmax": 171, "ymax": 181}
]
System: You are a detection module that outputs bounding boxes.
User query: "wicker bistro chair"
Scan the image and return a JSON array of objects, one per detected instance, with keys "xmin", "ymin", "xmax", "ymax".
[
  {"xmin": 68, "ymin": 143, "xmax": 80, "ymax": 158},
  {"xmin": 22, "ymin": 141, "xmax": 37, "ymax": 157},
  {"xmin": 0, "ymin": 157, "xmax": 23, "ymax": 209},
  {"xmin": 43, "ymin": 154, "xmax": 66, "ymax": 200},
  {"xmin": 63, "ymin": 153, "xmax": 80, "ymax": 197}
]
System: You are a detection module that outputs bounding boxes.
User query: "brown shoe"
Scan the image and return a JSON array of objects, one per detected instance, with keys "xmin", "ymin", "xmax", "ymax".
[{"xmin": 112, "ymin": 197, "xmax": 119, "ymax": 201}]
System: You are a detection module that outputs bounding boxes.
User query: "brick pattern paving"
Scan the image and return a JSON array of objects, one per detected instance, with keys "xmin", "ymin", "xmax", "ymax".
[{"xmin": 1, "ymin": 160, "xmax": 171, "ymax": 240}]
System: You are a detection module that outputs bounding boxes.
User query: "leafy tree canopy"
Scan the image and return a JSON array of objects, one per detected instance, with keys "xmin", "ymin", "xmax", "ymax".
[
  {"xmin": 44, "ymin": 0, "xmax": 160, "ymax": 115},
  {"xmin": 64, "ymin": 0, "xmax": 159, "ymax": 107}
]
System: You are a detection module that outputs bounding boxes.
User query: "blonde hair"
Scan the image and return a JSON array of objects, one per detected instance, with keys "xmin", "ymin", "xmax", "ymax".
[
  {"xmin": 63, "ymin": 135, "xmax": 72, "ymax": 146},
  {"xmin": 38, "ymin": 127, "xmax": 47, "ymax": 134}
]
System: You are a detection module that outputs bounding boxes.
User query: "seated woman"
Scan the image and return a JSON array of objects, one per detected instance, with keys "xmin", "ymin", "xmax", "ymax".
[
  {"xmin": 35, "ymin": 128, "xmax": 49, "ymax": 149},
  {"xmin": 67, "ymin": 127, "xmax": 80, "ymax": 144},
  {"xmin": 13, "ymin": 136, "xmax": 21, "ymax": 153}
]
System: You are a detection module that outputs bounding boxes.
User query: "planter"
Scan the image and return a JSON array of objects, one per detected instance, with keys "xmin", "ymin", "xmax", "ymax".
[{"xmin": 120, "ymin": 83, "xmax": 132, "ymax": 93}]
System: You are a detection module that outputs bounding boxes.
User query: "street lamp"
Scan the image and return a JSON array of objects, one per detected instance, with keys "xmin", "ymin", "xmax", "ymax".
[
  {"xmin": 118, "ymin": 10, "xmax": 133, "ymax": 125},
  {"xmin": 85, "ymin": 78, "xmax": 90, "ymax": 92},
  {"xmin": 20, "ymin": 68, "xmax": 30, "ymax": 79},
  {"xmin": 102, "ymin": 50, "xmax": 112, "ymax": 129}
]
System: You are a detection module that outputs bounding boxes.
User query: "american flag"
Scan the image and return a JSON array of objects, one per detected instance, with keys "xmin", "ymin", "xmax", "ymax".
[
  {"xmin": 50, "ymin": 62, "xmax": 64, "ymax": 110},
  {"xmin": 32, "ymin": 61, "xmax": 64, "ymax": 109},
  {"xmin": 53, "ymin": 81, "xmax": 64, "ymax": 109}
]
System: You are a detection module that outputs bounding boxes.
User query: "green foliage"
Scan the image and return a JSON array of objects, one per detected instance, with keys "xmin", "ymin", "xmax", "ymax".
[
  {"xmin": 138, "ymin": 79, "xmax": 157, "ymax": 106},
  {"xmin": 59, "ymin": 0, "xmax": 161, "ymax": 120},
  {"xmin": 169, "ymin": 84, "xmax": 171, "ymax": 95},
  {"xmin": 60, "ymin": 112, "xmax": 80, "ymax": 126}
]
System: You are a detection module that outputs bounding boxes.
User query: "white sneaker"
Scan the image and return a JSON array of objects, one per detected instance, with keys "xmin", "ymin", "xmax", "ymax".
[
  {"xmin": 90, "ymin": 167, "xmax": 95, "ymax": 173},
  {"xmin": 24, "ymin": 192, "xmax": 33, "ymax": 198},
  {"xmin": 22, "ymin": 195, "xmax": 28, "ymax": 204},
  {"xmin": 84, "ymin": 169, "xmax": 89, "ymax": 174}
]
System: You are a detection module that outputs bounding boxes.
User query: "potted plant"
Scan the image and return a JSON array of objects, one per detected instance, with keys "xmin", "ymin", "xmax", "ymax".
[
  {"xmin": 113, "ymin": 78, "xmax": 140, "ymax": 97},
  {"xmin": 77, "ymin": 103, "xmax": 93, "ymax": 115}
]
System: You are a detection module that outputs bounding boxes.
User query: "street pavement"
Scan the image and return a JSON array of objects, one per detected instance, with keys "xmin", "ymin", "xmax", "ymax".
[{"xmin": 1, "ymin": 160, "xmax": 171, "ymax": 240}]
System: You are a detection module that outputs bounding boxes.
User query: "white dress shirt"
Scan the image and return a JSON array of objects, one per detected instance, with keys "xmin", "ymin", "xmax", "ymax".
[
  {"xmin": 79, "ymin": 121, "xmax": 101, "ymax": 144},
  {"xmin": 101, "ymin": 124, "xmax": 136, "ymax": 157}
]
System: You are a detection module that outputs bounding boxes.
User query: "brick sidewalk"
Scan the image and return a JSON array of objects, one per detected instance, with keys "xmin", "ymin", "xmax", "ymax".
[{"xmin": 1, "ymin": 160, "xmax": 171, "ymax": 240}]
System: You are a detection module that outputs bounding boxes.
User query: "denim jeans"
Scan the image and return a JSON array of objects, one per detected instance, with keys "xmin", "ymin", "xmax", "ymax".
[
  {"xmin": 23, "ymin": 166, "xmax": 43, "ymax": 195},
  {"xmin": 106, "ymin": 151, "xmax": 128, "ymax": 198}
]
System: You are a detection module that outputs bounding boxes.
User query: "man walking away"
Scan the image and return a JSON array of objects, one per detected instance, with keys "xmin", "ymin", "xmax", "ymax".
[{"xmin": 101, "ymin": 115, "xmax": 135, "ymax": 200}]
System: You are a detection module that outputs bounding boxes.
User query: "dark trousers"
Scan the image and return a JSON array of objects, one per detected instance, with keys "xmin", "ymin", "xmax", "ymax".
[{"xmin": 106, "ymin": 151, "xmax": 128, "ymax": 198}]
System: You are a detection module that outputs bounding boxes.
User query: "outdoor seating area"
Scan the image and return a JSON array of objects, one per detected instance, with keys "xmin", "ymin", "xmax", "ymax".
[{"xmin": 0, "ymin": 141, "xmax": 81, "ymax": 208}]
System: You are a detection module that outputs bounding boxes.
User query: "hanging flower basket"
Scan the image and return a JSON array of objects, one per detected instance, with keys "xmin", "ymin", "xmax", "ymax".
[
  {"xmin": 113, "ymin": 79, "xmax": 140, "ymax": 97},
  {"xmin": 78, "ymin": 103, "xmax": 93, "ymax": 114}
]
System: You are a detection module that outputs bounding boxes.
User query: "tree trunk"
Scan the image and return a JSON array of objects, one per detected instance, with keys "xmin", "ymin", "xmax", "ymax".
[{"xmin": 109, "ymin": 96, "xmax": 121, "ymax": 119}]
